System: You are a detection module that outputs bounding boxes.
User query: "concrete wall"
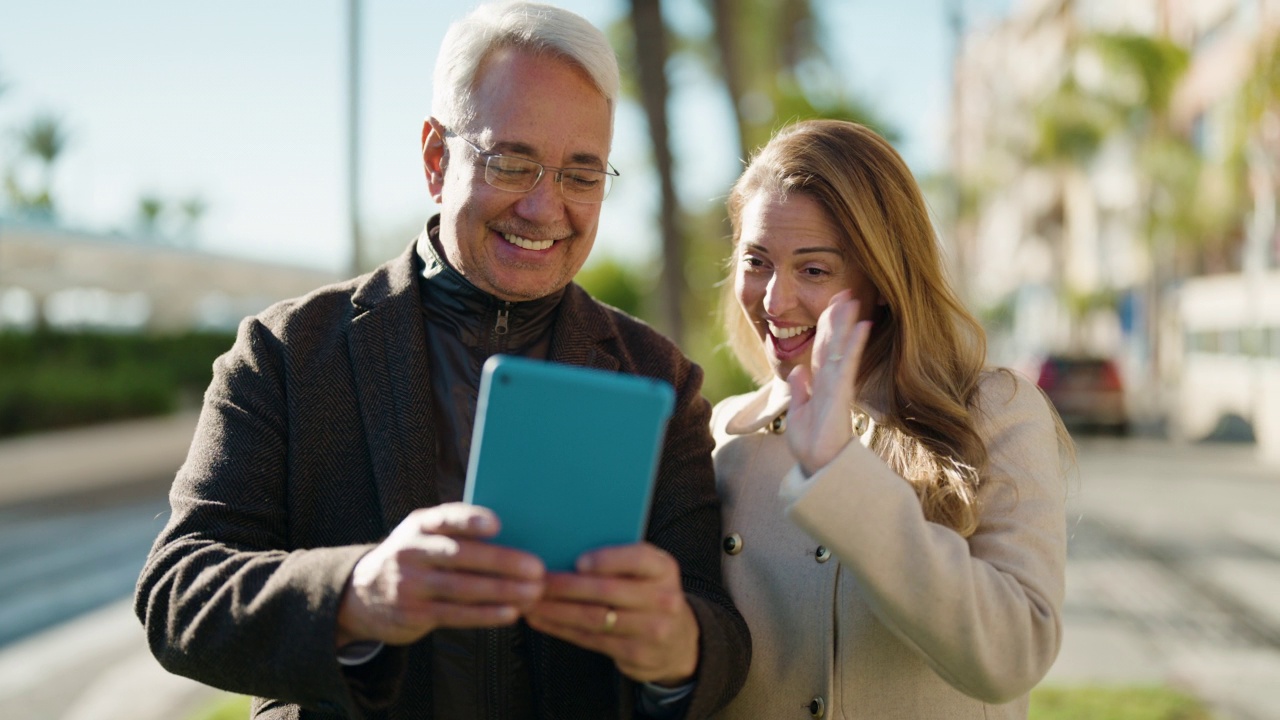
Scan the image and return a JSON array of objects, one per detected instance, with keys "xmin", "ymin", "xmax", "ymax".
[{"xmin": 0, "ymin": 220, "xmax": 343, "ymax": 332}]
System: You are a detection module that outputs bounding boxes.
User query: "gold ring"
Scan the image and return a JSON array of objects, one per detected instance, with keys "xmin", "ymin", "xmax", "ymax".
[{"xmin": 602, "ymin": 609, "xmax": 618, "ymax": 633}]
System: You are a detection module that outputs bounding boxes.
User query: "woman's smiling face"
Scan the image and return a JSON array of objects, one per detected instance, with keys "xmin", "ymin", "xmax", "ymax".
[{"xmin": 734, "ymin": 191, "xmax": 880, "ymax": 380}]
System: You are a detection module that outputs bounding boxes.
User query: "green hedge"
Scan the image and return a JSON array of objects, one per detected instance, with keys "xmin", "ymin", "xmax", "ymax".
[{"xmin": 0, "ymin": 329, "xmax": 236, "ymax": 438}]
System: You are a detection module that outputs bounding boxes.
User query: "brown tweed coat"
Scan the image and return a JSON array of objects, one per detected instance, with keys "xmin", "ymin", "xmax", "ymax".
[{"xmin": 135, "ymin": 239, "xmax": 750, "ymax": 720}]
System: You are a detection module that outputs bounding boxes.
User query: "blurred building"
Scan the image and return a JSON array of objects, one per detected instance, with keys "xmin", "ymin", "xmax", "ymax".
[
  {"xmin": 950, "ymin": 0, "xmax": 1280, "ymax": 455},
  {"xmin": 0, "ymin": 217, "xmax": 342, "ymax": 333}
]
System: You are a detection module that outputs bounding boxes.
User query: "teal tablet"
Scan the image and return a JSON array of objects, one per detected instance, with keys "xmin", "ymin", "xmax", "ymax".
[{"xmin": 463, "ymin": 355, "xmax": 676, "ymax": 571}]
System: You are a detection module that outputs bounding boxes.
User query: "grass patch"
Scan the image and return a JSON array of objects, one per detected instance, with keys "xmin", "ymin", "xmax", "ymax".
[
  {"xmin": 1030, "ymin": 685, "xmax": 1215, "ymax": 720},
  {"xmin": 185, "ymin": 693, "xmax": 250, "ymax": 720}
]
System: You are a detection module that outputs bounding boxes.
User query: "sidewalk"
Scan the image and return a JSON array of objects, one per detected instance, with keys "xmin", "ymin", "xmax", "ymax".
[
  {"xmin": 1049, "ymin": 437, "xmax": 1280, "ymax": 720},
  {"xmin": 0, "ymin": 412, "xmax": 200, "ymax": 506},
  {"xmin": 0, "ymin": 413, "xmax": 230, "ymax": 720},
  {"xmin": 0, "ymin": 599, "xmax": 227, "ymax": 720}
]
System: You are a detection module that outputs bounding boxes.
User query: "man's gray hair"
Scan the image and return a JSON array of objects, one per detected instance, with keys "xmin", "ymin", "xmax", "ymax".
[{"xmin": 433, "ymin": 1, "xmax": 620, "ymax": 130}]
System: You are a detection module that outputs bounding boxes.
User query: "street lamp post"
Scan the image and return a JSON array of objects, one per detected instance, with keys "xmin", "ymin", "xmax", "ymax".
[{"xmin": 347, "ymin": 0, "xmax": 363, "ymax": 277}]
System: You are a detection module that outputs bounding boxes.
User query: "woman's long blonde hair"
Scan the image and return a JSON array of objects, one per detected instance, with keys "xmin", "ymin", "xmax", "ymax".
[{"xmin": 724, "ymin": 119, "xmax": 989, "ymax": 537}]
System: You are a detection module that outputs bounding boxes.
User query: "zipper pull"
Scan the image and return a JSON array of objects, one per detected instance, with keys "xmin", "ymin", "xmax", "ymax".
[{"xmin": 495, "ymin": 306, "xmax": 510, "ymax": 336}]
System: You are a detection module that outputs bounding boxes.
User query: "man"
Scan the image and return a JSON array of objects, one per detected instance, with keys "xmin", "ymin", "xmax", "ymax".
[{"xmin": 134, "ymin": 2, "xmax": 749, "ymax": 719}]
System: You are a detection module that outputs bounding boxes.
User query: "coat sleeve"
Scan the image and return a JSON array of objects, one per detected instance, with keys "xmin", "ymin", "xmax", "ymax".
[
  {"xmin": 643, "ymin": 358, "xmax": 752, "ymax": 719},
  {"xmin": 133, "ymin": 316, "xmax": 399, "ymax": 719},
  {"xmin": 785, "ymin": 371, "xmax": 1067, "ymax": 703}
]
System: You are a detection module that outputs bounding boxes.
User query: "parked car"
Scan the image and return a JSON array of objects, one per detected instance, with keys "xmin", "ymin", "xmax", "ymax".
[{"xmin": 1034, "ymin": 354, "xmax": 1128, "ymax": 435}]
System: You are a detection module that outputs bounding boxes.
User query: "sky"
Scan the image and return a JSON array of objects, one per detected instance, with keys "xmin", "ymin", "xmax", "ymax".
[{"xmin": 0, "ymin": 0, "xmax": 1013, "ymax": 274}]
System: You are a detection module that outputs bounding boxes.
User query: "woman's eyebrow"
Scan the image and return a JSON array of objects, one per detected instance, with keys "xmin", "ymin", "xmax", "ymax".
[{"xmin": 792, "ymin": 246, "xmax": 842, "ymax": 256}]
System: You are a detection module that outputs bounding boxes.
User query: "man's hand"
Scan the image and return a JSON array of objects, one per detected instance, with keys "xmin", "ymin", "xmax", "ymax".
[
  {"xmin": 524, "ymin": 543, "xmax": 699, "ymax": 686},
  {"xmin": 336, "ymin": 503, "xmax": 545, "ymax": 647}
]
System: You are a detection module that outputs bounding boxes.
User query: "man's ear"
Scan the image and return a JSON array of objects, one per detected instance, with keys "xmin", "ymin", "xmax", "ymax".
[{"xmin": 422, "ymin": 117, "xmax": 447, "ymax": 203}]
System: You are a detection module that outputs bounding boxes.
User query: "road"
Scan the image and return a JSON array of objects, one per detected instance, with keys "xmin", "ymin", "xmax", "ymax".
[
  {"xmin": 1050, "ymin": 436, "xmax": 1280, "ymax": 720},
  {"xmin": 0, "ymin": 482, "xmax": 171, "ymax": 648}
]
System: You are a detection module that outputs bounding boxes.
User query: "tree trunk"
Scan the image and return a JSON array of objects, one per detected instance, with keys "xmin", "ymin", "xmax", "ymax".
[
  {"xmin": 708, "ymin": 0, "xmax": 750, "ymax": 163},
  {"xmin": 629, "ymin": 0, "xmax": 685, "ymax": 346}
]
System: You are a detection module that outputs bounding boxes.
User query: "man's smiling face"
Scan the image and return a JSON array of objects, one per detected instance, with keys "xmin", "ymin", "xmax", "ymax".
[{"xmin": 424, "ymin": 47, "xmax": 613, "ymax": 302}]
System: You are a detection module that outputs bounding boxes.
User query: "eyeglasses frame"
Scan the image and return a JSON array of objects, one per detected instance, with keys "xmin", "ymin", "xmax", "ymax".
[{"xmin": 443, "ymin": 128, "xmax": 619, "ymax": 204}]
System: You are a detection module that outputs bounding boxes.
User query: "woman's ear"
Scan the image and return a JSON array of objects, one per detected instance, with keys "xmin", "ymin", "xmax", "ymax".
[
  {"xmin": 874, "ymin": 292, "xmax": 889, "ymax": 320},
  {"xmin": 422, "ymin": 117, "xmax": 448, "ymax": 203}
]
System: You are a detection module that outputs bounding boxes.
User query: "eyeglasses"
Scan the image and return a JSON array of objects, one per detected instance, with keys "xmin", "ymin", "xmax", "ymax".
[{"xmin": 447, "ymin": 130, "xmax": 619, "ymax": 204}]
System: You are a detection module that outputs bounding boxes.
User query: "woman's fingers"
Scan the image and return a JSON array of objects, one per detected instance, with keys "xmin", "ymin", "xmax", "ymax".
[
  {"xmin": 786, "ymin": 295, "xmax": 874, "ymax": 477},
  {"xmin": 811, "ymin": 291, "xmax": 853, "ymax": 365},
  {"xmin": 835, "ymin": 319, "xmax": 872, "ymax": 391},
  {"xmin": 786, "ymin": 363, "xmax": 813, "ymax": 407},
  {"xmin": 813, "ymin": 295, "xmax": 859, "ymax": 374}
]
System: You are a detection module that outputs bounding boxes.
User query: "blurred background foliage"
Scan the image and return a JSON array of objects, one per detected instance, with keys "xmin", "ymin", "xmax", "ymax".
[{"xmin": 0, "ymin": 330, "xmax": 233, "ymax": 438}]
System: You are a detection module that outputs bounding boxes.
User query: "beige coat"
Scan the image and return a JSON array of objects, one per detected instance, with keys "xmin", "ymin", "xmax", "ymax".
[{"xmin": 710, "ymin": 370, "xmax": 1066, "ymax": 719}]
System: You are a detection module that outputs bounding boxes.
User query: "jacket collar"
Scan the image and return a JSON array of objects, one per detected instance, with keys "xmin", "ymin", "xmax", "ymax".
[
  {"xmin": 547, "ymin": 281, "xmax": 622, "ymax": 373},
  {"xmin": 415, "ymin": 217, "xmax": 563, "ymax": 351},
  {"xmin": 723, "ymin": 375, "xmax": 889, "ymax": 436},
  {"xmin": 724, "ymin": 380, "xmax": 793, "ymax": 435},
  {"xmin": 348, "ymin": 216, "xmax": 622, "ymax": 368}
]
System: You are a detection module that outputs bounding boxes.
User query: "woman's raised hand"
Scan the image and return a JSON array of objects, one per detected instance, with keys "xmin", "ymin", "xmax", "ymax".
[{"xmin": 784, "ymin": 290, "xmax": 872, "ymax": 477}]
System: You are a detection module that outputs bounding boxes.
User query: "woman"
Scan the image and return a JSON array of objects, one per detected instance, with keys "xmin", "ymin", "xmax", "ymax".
[{"xmin": 711, "ymin": 119, "xmax": 1069, "ymax": 719}]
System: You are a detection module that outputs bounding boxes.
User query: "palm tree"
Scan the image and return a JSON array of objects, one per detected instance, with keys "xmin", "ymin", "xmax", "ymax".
[
  {"xmin": 15, "ymin": 114, "xmax": 71, "ymax": 217},
  {"xmin": 1028, "ymin": 72, "xmax": 1114, "ymax": 300},
  {"xmin": 1022, "ymin": 26, "xmax": 1195, "ymax": 351},
  {"xmin": 137, "ymin": 194, "xmax": 165, "ymax": 238},
  {"xmin": 628, "ymin": 0, "xmax": 685, "ymax": 344},
  {"xmin": 1231, "ymin": 34, "xmax": 1280, "ymax": 275},
  {"xmin": 0, "ymin": 64, "xmax": 11, "ymax": 213},
  {"xmin": 179, "ymin": 195, "xmax": 208, "ymax": 246},
  {"xmin": 704, "ymin": 0, "xmax": 896, "ymax": 161},
  {"xmin": 1086, "ymin": 31, "xmax": 1195, "ymax": 395},
  {"xmin": 706, "ymin": 0, "xmax": 748, "ymax": 161},
  {"xmin": 1088, "ymin": 32, "xmax": 1195, "ymax": 250}
]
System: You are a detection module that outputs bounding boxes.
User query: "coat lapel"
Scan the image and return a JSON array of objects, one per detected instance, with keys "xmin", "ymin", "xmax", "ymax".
[
  {"xmin": 348, "ymin": 239, "xmax": 440, "ymax": 532},
  {"xmin": 724, "ymin": 380, "xmax": 791, "ymax": 435},
  {"xmin": 549, "ymin": 284, "xmax": 621, "ymax": 372}
]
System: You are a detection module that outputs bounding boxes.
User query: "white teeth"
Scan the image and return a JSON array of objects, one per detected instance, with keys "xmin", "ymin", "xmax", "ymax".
[
  {"xmin": 503, "ymin": 232, "xmax": 554, "ymax": 251},
  {"xmin": 768, "ymin": 323, "xmax": 814, "ymax": 339}
]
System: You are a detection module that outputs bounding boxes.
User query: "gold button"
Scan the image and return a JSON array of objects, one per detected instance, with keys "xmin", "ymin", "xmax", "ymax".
[
  {"xmin": 769, "ymin": 413, "xmax": 787, "ymax": 434},
  {"xmin": 808, "ymin": 696, "xmax": 826, "ymax": 718},
  {"xmin": 815, "ymin": 546, "xmax": 831, "ymax": 563},
  {"xmin": 723, "ymin": 533, "xmax": 743, "ymax": 555},
  {"xmin": 853, "ymin": 411, "xmax": 868, "ymax": 435}
]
